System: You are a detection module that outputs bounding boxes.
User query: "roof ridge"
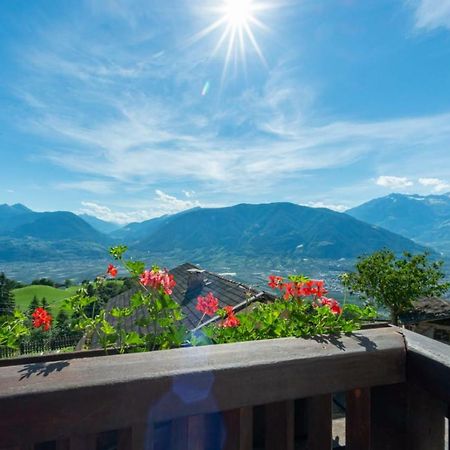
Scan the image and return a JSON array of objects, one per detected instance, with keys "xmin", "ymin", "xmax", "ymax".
[{"xmin": 171, "ymin": 261, "xmax": 262, "ymax": 294}]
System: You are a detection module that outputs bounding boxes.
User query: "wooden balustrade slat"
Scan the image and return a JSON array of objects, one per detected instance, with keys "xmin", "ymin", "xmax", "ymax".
[
  {"xmin": 117, "ymin": 428, "xmax": 132, "ymax": 450},
  {"xmin": 346, "ymin": 388, "xmax": 371, "ymax": 450},
  {"xmin": 131, "ymin": 423, "xmax": 152, "ymax": 450},
  {"xmin": 187, "ymin": 415, "xmax": 206, "ymax": 450},
  {"xmin": 264, "ymin": 400, "xmax": 294, "ymax": 450},
  {"xmin": 306, "ymin": 395, "xmax": 332, "ymax": 450},
  {"xmin": 55, "ymin": 440, "xmax": 70, "ymax": 450},
  {"xmin": 0, "ymin": 447, "xmax": 31, "ymax": 450},
  {"xmin": 370, "ymin": 383, "xmax": 407, "ymax": 450},
  {"xmin": 69, "ymin": 434, "xmax": 96, "ymax": 450},
  {"xmin": 170, "ymin": 417, "xmax": 188, "ymax": 450},
  {"xmin": 223, "ymin": 407, "xmax": 253, "ymax": 450},
  {"xmin": 406, "ymin": 382, "xmax": 446, "ymax": 450}
]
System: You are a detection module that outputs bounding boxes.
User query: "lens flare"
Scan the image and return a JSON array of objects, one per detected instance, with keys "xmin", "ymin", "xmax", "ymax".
[{"xmin": 201, "ymin": 81, "xmax": 210, "ymax": 96}]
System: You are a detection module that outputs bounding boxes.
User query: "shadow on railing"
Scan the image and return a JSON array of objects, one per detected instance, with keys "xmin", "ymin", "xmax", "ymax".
[{"xmin": 0, "ymin": 326, "xmax": 448, "ymax": 450}]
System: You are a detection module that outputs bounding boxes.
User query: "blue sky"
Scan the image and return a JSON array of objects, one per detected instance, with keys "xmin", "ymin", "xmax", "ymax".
[{"xmin": 1, "ymin": 0, "xmax": 450, "ymax": 224}]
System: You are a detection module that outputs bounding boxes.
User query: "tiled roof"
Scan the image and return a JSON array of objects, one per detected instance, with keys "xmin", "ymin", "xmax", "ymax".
[
  {"xmin": 400, "ymin": 297, "xmax": 450, "ymax": 324},
  {"xmin": 98, "ymin": 263, "xmax": 273, "ymax": 345}
]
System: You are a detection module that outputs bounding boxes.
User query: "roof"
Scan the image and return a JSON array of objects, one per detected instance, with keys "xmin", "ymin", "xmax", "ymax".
[
  {"xmin": 400, "ymin": 297, "xmax": 450, "ymax": 324},
  {"xmin": 98, "ymin": 263, "xmax": 273, "ymax": 345}
]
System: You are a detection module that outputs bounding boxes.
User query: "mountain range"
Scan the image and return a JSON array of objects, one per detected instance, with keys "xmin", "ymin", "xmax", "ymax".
[
  {"xmin": 348, "ymin": 193, "xmax": 450, "ymax": 254},
  {"xmin": 0, "ymin": 204, "xmax": 107, "ymax": 261},
  {"xmin": 0, "ymin": 201, "xmax": 428, "ymax": 262}
]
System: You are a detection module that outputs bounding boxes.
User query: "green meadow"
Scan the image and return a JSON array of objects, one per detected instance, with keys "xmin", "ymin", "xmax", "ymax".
[{"xmin": 12, "ymin": 285, "xmax": 79, "ymax": 314}]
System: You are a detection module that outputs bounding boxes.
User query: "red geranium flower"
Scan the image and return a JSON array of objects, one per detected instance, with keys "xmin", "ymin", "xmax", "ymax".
[
  {"xmin": 320, "ymin": 297, "xmax": 342, "ymax": 315},
  {"xmin": 32, "ymin": 307, "xmax": 52, "ymax": 331},
  {"xmin": 221, "ymin": 305, "xmax": 240, "ymax": 328},
  {"xmin": 268, "ymin": 275, "xmax": 283, "ymax": 289},
  {"xmin": 196, "ymin": 292, "xmax": 219, "ymax": 316},
  {"xmin": 107, "ymin": 264, "xmax": 118, "ymax": 278},
  {"xmin": 140, "ymin": 268, "xmax": 176, "ymax": 295},
  {"xmin": 283, "ymin": 282, "xmax": 296, "ymax": 300}
]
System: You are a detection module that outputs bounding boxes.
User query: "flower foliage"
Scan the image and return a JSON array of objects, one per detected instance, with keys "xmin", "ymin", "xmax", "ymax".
[
  {"xmin": 0, "ymin": 310, "xmax": 30, "ymax": 351},
  {"xmin": 58, "ymin": 246, "xmax": 376, "ymax": 355},
  {"xmin": 32, "ymin": 307, "xmax": 53, "ymax": 331},
  {"xmin": 64, "ymin": 247, "xmax": 185, "ymax": 354},
  {"xmin": 202, "ymin": 275, "xmax": 375, "ymax": 345}
]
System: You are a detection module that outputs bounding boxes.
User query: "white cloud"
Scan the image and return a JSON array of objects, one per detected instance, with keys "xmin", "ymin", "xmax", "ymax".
[
  {"xmin": 418, "ymin": 177, "xmax": 450, "ymax": 192},
  {"xmin": 15, "ymin": 10, "xmax": 450, "ymax": 200},
  {"xmin": 303, "ymin": 201, "xmax": 347, "ymax": 212},
  {"xmin": 155, "ymin": 190, "xmax": 201, "ymax": 213},
  {"xmin": 183, "ymin": 190, "xmax": 195, "ymax": 198},
  {"xmin": 411, "ymin": 0, "xmax": 450, "ymax": 31},
  {"xmin": 376, "ymin": 176, "xmax": 414, "ymax": 189},
  {"xmin": 78, "ymin": 190, "xmax": 201, "ymax": 225},
  {"xmin": 78, "ymin": 202, "xmax": 149, "ymax": 225},
  {"xmin": 55, "ymin": 180, "xmax": 115, "ymax": 194}
]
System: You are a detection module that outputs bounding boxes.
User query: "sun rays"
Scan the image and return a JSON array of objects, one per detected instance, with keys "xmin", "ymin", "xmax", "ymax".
[{"xmin": 192, "ymin": 0, "xmax": 274, "ymax": 83}]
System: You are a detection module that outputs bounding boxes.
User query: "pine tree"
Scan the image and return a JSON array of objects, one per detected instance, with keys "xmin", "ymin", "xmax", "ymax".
[
  {"xmin": 27, "ymin": 295, "xmax": 40, "ymax": 316},
  {"xmin": 55, "ymin": 309, "xmax": 71, "ymax": 334},
  {"xmin": 41, "ymin": 297, "xmax": 52, "ymax": 315},
  {"xmin": 0, "ymin": 272, "xmax": 15, "ymax": 316}
]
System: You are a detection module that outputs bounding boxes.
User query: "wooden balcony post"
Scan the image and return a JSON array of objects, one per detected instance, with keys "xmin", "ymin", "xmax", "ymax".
[
  {"xmin": 69, "ymin": 434, "xmax": 97, "ymax": 450},
  {"xmin": 170, "ymin": 415, "xmax": 206, "ymax": 450},
  {"xmin": 116, "ymin": 425, "xmax": 153, "ymax": 450},
  {"xmin": 265, "ymin": 400, "xmax": 295, "ymax": 450},
  {"xmin": 346, "ymin": 388, "xmax": 371, "ymax": 450},
  {"xmin": 306, "ymin": 394, "xmax": 332, "ymax": 450},
  {"xmin": 223, "ymin": 407, "xmax": 253, "ymax": 450},
  {"xmin": 405, "ymin": 382, "xmax": 446, "ymax": 450},
  {"xmin": 370, "ymin": 383, "xmax": 407, "ymax": 450}
]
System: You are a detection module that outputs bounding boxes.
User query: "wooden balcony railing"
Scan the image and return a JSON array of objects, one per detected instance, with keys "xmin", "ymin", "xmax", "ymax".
[{"xmin": 0, "ymin": 326, "xmax": 448, "ymax": 450}]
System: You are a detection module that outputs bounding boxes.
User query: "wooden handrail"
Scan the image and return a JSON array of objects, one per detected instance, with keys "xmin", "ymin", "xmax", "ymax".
[
  {"xmin": 0, "ymin": 327, "xmax": 405, "ymax": 448},
  {"xmin": 403, "ymin": 328, "xmax": 450, "ymax": 404}
]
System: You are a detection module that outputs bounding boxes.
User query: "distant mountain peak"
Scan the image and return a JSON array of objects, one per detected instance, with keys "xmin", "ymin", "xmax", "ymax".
[{"xmin": 348, "ymin": 193, "xmax": 450, "ymax": 255}]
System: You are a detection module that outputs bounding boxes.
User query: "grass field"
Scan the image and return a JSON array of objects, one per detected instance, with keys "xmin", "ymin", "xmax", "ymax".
[{"xmin": 12, "ymin": 285, "xmax": 79, "ymax": 314}]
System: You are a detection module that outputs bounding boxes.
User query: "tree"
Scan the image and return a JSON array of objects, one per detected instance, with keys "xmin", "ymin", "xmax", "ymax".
[
  {"xmin": 55, "ymin": 309, "xmax": 71, "ymax": 335},
  {"xmin": 342, "ymin": 250, "xmax": 450, "ymax": 325},
  {"xmin": 64, "ymin": 279, "xmax": 73, "ymax": 288},
  {"xmin": 0, "ymin": 272, "xmax": 15, "ymax": 316},
  {"xmin": 31, "ymin": 278, "xmax": 55, "ymax": 287},
  {"xmin": 27, "ymin": 295, "xmax": 40, "ymax": 316},
  {"xmin": 41, "ymin": 297, "xmax": 52, "ymax": 315}
]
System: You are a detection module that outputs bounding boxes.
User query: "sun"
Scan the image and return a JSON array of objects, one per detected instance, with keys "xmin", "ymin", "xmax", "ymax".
[
  {"xmin": 224, "ymin": 0, "xmax": 254, "ymax": 27},
  {"xmin": 192, "ymin": 0, "xmax": 273, "ymax": 81}
]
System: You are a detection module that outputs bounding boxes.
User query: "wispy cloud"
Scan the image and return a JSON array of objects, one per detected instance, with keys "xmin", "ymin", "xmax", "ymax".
[
  {"xmin": 410, "ymin": 0, "xmax": 450, "ymax": 31},
  {"xmin": 8, "ymin": 0, "xmax": 450, "ymax": 211},
  {"xmin": 78, "ymin": 190, "xmax": 202, "ymax": 224},
  {"xmin": 418, "ymin": 177, "xmax": 450, "ymax": 192},
  {"xmin": 55, "ymin": 180, "xmax": 115, "ymax": 194},
  {"xmin": 376, "ymin": 176, "xmax": 414, "ymax": 189},
  {"xmin": 302, "ymin": 201, "xmax": 347, "ymax": 213},
  {"xmin": 155, "ymin": 190, "xmax": 201, "ymax": 213},
  {"xmin": 78, "ymin": 202, "xmax": 148, "ymax": 224}
]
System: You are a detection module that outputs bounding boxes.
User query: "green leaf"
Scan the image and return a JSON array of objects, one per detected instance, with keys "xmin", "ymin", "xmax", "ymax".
[
  {"xmin": 109, "ymin": 245, "xmax": 128, "ymax": 260},
  {"xmin": 125, "ymin": 260, "xmax": 146, "ymax": 277},
  {"xmin": 125, "ymin": 332, "xmax": 144, "ymax": 346}
]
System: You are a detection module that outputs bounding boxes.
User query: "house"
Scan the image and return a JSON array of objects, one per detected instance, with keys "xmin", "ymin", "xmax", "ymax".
[
  {"xmin": 93, "ymin": 262, "xmax": 274, "ymax": 347},
  {"xmin": 400, "ymin": 297, "xmax": 450, "ymax": 344}
]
